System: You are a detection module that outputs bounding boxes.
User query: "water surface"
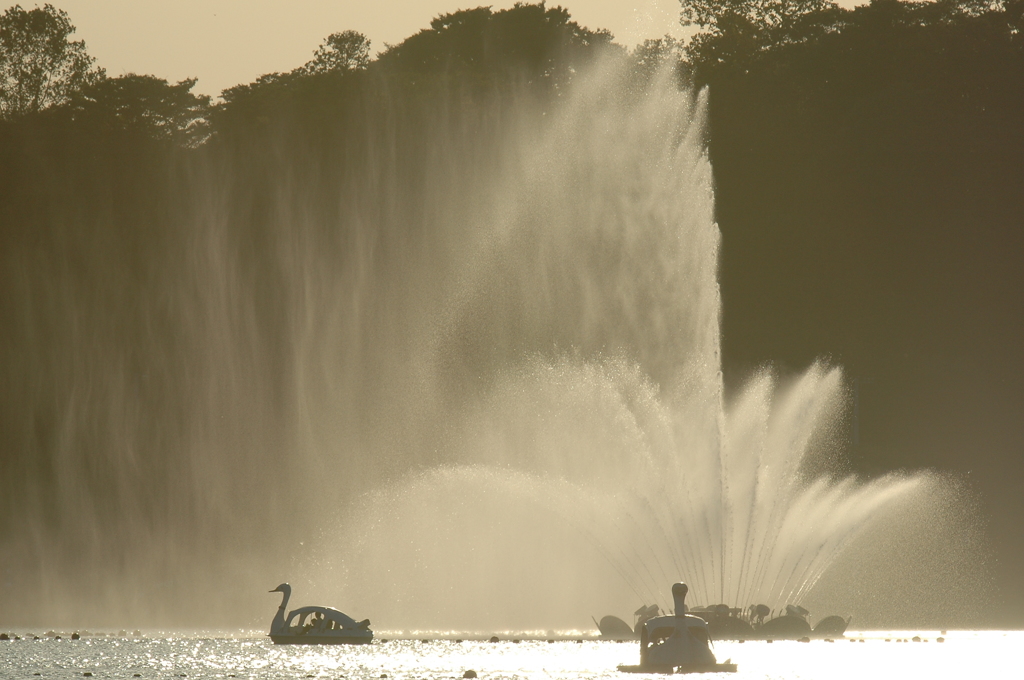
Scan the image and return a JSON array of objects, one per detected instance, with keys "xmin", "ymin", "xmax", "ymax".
[{"xmin": 2, "ymin": 630, "xmax": 1014, "ymax": 680}]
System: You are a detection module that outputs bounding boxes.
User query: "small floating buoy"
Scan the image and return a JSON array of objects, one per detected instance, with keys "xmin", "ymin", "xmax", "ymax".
[
  {"xmin": 859, "ymin": 639, "xmax": 865, "ymax": 643},
  {"xmin": 0, "ymin": 633, "xmax": 8, "ymax": 640},
  {"xmin": 84, "ymin": 674, "xmax": 93, "ymax": 678},
  {"xmin": 134, "ymin": 674, "xmax": 142, "ymax": 677},
  {"xmin": 489, "ymin": 636, "xmax": 500, "ymax": 643},
  {"xmin": 455, "ymin": 639, "xmax": 463, "ymax": 643},
  {"xmin": 798, "ymin": 637, "xmax": 810, "ymax": 643},
  {"xmin": 72, "ymin": 632, "xmax": 81, "ymax": 640},
  {"xmin": 766, "ymin": 639, "xmax": 773, "ymax": 644},
  {"xmin": 937, "ymin": 637, "xmax": 945, "ymax": 643},
  {"xmin": 464, "ymin": 671, "xmax": 478, "ymax": 678},
  {"xmin": 381, "ymin": 673, "xmax": 388, "ymax": 678},
  {"xmin": 738, "ymin": 640, "xmax": 745, "ymax": 644},
  {"xmin": 547, "ymin": 639, "xmax": 555, "ymax": 643},
  {"xmin": 912, "ymin": 636, "xmax": 922, "ymax": 642},
  {"xmin": 512, "ymin": 639, "xmax": 521, "ymax": 644}
]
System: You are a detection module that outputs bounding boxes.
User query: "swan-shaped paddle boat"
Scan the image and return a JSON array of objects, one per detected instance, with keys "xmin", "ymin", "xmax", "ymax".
[
  {"xmin": 269, "ymin": 583, "xmax": 373, "ymax": 645},
  {"xmin": 618, "ymin": 583, "xmax": 736, "ymax": 674}
]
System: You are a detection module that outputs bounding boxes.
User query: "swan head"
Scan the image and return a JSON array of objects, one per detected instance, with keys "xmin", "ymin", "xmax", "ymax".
[
  {"xmin": 270, "ymin": 583, "xmax": 291, "ymax": 594},
  {"xmin": 672, "ymin": 582, "xmax": 688, "ymax": 616}
]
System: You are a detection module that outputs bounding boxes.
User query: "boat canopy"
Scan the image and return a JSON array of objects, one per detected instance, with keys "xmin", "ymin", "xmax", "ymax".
[{"xmin": 285, "ymin": 606, "xmax": 371, "ymax": 633}]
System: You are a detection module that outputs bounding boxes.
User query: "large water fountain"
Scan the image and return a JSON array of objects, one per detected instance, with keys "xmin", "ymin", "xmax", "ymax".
[
  {"xmin": 1, "ymin": 48, "xmax": 985, "ymax": 631},
  {"xmin": 300, "ymin": 59, "xmax": 985, "ymax": 631}
]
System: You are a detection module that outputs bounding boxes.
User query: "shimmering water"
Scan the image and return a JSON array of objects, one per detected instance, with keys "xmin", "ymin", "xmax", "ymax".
[{"xmin": 1, "ymin": 631, "xmax": 1014, "ymax": 680}]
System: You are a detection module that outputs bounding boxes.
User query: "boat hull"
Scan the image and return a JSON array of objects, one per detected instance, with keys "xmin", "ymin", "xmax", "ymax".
[
  {"xmin": 597, "ymin": 615, "xmax": 637, "ymax": 640},
  {"xmin": 270, "ymin": 634, "xmax": 373, "ymax": 645},
  {"xmin": 618, "ymin": 664, "xmax": 738, "ymax": 674}
]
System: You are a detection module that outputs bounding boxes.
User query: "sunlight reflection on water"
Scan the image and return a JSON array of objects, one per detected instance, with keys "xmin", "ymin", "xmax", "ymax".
[{"xmin": 1, "ymin": 630, "xmax": 1014, "ymax": 680}]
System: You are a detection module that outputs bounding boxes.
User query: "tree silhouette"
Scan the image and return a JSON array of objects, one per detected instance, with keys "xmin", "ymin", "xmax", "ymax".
[
  {"xmin": 68, "ymin": 74, "xmax": 211, "ymax": 147},
  {"xmin": 681, "ymin": 0, "xmax": 838, "ymax": 32},
  {"xmin": 679, "ymin": 0, "xmax": 1021, "ymax": 74},
  {"xmin": 628, "ymin": 36, "xmax": 686, "ymax": 84},
  {"xmin": 375, "ymin": 3, "xmax": 614, "ymax": 86},
  {"xmin": 0, "ymin": 3, "xmax": 102, "ymax": 119},
  {"xmin": 302, "ymin": 30, "xmax": 371, "ymax": 74},
  {"xmin": 680, "ymin": 0, "xmax": 847, "ymax": 69},
  {"xmin": 213, "ymin": 4, "xmax": 617, "ymax": 138}
]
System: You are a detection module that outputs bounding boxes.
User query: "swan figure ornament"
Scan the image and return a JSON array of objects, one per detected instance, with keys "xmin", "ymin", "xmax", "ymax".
[
  {"xmin": 618, "ymin": 583, "xmax": 737, "ymax": 674},
  {"xmin": 269, "ymin": 583, "xmax": 373, "ymax": 645}
]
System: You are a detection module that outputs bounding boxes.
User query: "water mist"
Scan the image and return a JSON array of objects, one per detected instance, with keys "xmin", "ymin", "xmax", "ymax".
[{"xmin": 1, "ymin": 54, "xmax": 986, "ymax": 631}]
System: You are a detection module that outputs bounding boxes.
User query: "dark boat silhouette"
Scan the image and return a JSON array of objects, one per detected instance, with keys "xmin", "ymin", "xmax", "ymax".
[{"xmin": 268, "ymin": 583, "xmax": 373, "ymax": 645}]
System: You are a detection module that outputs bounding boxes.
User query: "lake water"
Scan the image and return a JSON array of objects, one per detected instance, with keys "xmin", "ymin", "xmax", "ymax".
[{"xmin": 1, "ymin": 630, "xmax": 1015, "ymax": 680}]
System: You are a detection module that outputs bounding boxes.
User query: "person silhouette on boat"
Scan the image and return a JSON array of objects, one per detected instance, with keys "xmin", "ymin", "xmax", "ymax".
[{"xmin": 301, "ymin": 612, "xmax": 322, "ymax": 634}]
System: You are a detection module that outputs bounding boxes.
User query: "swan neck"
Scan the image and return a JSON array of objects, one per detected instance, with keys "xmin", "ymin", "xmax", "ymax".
[{"xmin": 270, "ymin": 587, "xmax": 291, "ymax": 635}]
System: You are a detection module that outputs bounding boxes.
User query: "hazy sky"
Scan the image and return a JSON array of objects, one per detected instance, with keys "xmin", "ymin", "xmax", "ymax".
[{"xmin": 54, "ymin": 0, "xmax": 692, "ymax": 97}]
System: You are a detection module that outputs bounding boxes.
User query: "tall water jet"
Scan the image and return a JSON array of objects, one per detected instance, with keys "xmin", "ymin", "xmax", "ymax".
[{"xmin": 304, "ymin": 57, "xmax": 985, "ymax": 631}]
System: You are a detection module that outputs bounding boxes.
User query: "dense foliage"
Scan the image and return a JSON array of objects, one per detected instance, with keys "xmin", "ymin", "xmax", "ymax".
[{"xmin": 0, "ymin": 3, "xmax": 102, "ymax": 118}]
